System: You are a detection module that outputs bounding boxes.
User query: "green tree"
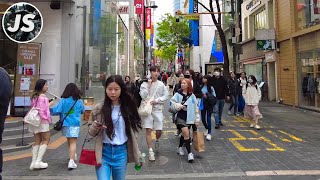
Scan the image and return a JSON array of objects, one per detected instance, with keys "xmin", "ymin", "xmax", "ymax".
[{"xmin": 156, "ymin": 13, "xmax": 190, "ymax": 63}]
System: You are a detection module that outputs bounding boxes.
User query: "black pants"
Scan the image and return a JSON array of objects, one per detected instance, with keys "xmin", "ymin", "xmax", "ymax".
[{"xmin": 229, "ymin": 95, "xmax": 238, "ymax": 114}]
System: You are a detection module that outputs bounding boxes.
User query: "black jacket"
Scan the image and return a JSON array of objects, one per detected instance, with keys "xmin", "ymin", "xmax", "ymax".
[
  {"xmin": 228, "ymin": 78, "xmax": 241, "ymax": 96},
  {"xmin": 192, "ymin": 80, "xmax": 202, "ymax": 99},
  {"xmin": 212, "ymin": 76, "xmax": 230, "ymax": 100},
  {"xmin": 0, "ymin": 68, "xmax": 12, "ymax": 155}
]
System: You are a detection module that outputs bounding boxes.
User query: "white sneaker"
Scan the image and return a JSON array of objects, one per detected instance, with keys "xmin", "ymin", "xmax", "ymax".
[
  {"xmin": 149, "ymin": 151, "xmax": 155, "ymax": 161},
  {"xmin": 228, "ymin": 111, "xmax": 232, "ymax": 115},
  {"xmin": 250, "ymin": 123, "xmax": 255, "ymax": 128},
  {"xmin": 254, "ymin": 125, "xmax": 261, "ymax": 130},
  {"xmin": 177, "ymin": 147, "xmax": 184, "ymax": 156},
  {"xmin": 68, "ymin": 159, "xmax": 77, "ymax": 169},
  {"xmin": 188, "ymin": 153, "xmax": 194, "ymax": 163},
  {"xmin": 206, "ymin": 134, "xmax": 212, "ymax": 141}
]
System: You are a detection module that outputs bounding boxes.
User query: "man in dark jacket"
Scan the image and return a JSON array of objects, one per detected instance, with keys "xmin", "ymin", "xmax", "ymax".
[
  {"xmin": 0, "ymin": 67, "xmax": 12, "ymax": 175},
  {"xmin": 212, "ymin": 67, "xmax": 230, "ymax": 129}
]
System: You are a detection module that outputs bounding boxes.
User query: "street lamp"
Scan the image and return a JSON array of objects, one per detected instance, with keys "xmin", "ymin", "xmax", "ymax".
[{"xmin": 143, "ymin": 1, "xmax": 157, "ymax": 76}]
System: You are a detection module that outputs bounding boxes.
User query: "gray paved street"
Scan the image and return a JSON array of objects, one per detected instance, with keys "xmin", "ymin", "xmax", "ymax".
[{"xmin": 2, "ymin": 95, "xmax": 320, "ymax": 179}]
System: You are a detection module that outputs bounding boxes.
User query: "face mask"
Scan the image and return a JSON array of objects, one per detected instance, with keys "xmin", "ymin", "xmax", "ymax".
[
  {"xmin": 248, "ymin": 79, "xmax": 253, "ymax": 83},
  {"xmin": 184, "ymin": 74, "xmax": 190, "ymax": 79}
]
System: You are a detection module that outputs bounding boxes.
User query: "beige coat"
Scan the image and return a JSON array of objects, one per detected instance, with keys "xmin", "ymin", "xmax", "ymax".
[{"xmin": 88, "ymin": 103, "xmax": 140, "ymax": 165}]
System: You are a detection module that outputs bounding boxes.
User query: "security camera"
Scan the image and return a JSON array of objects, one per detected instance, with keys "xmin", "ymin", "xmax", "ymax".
[{"xmin": 68, "ymin": 13, "xmax": 74, "ymax": 16}]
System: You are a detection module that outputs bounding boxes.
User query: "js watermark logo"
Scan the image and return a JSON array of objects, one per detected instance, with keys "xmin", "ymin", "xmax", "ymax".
[{"xmin": 2, "ymin": 2, "xmax": 43, "ymax": 43}]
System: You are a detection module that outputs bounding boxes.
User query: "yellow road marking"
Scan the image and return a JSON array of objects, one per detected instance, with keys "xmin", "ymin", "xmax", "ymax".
[
  {"xmin": 278, "ymin": 130, "xmax": 303, "ymax": 142},
  {"xmin": 222, "ymin": 130, "xmax": 285, "ymax": 152},
  {"xmin": 4, "ymin": 136, "xmax": 68, "ymax": 162},
  {"xmin": 266, "ymin": 130, "xmax": 292, "ymax": 142},
  {"xmin": 222, "ymin": 130, "xmax": 260, "ymax": 152},
  {"xmin": 47, "ymin": 136, "xmax": 67, "ymax": 149},
  {"xmin": 3, "ymin": 152, "xmax": 32, "ymax": 162}
]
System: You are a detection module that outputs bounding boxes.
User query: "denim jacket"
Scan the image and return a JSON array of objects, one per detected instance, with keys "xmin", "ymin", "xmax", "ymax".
[{"xmin": 170, "ymin": 92, "xmax": 200, "ymax": 124}]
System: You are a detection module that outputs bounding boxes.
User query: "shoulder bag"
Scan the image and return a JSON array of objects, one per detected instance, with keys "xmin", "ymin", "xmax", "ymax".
[
  {"xmin": 138, "ymin": 83, "xmax": 159, "ymax": 117},
  {"xmin": 53, "ymin": 100, "xmax": 78, "ymax": 131},
  {"xmin": 24, "ymin": 98, "xmax": 40, "ymax": 127}
]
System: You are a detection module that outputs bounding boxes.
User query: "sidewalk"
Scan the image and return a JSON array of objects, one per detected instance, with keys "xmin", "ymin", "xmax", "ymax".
[{"xmin": 2, "ymin": 101, "xmax": 320, "ymax": 179}]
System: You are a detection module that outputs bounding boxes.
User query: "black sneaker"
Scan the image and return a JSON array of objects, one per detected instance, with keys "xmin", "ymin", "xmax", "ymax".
[
  {"xmin": 215, "ymin": 125, "xmax": 220, "ymax": 129},
  {"xmin": 219, "ymin": 122, "xmax": 224, "ymax": 126}
]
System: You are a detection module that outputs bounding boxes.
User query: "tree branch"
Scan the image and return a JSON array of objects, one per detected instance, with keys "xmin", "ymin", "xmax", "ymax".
[
  {"xmin": 195, "ymin": 0, "xmax": 212, "ymax": 13},
  {"xmin": 209, "ymin": 0, "xmax": 219, "ymax": 27},
  {"xmin": 215, "ymin": 0, "xmax": 221, "ymax": 24}
]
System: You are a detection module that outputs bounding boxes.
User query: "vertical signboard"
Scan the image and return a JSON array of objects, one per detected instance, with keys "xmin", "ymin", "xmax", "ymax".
[
  {"xmin": 134, "ymin": 0, "xmax": 143, "ymax": 14},
  {"xmin": 146, "ymin": 8, "xmax": 152, "ymax": 41},
  {"xmin": 193, "ymin": 0, "xmax": 198, "ymax": 13},
  {"xmin": 14, "ymin": 43, "xmax": 41, "ymax": 107}
]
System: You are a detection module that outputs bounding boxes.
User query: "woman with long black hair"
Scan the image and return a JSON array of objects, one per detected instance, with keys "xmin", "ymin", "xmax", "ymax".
[
  {"xmin": 88, "ymin": 75, "xmax": 142, "ymax": 180},
  {"xmin": 200, "ymin": 75, "xmax": 216, "ymax": 141}
]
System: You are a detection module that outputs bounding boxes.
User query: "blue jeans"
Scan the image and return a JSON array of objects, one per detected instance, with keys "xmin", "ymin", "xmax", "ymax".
[
  {"xmin": 238, "ymin": 95, "xmax": 245, "ymax": 113},
  {"xmin": 96, "ymin": 143, "xmax": 127, "ymax": 180},
  {"xmin": 229, "ymin": 95, "xmax": 238, "ymax": 114},
  {"xmin": 213, "ymin": 100, "xmax": 225, "ymax": 125},
  {"xmin": 201, "ymin": 110, "xmax": 212, "ymax": 134}
]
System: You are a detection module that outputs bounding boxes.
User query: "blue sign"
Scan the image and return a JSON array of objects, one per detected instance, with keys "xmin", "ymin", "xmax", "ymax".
[{"xmin": 209, "ymin": 35, "xmax": 224, "ymax": 63}]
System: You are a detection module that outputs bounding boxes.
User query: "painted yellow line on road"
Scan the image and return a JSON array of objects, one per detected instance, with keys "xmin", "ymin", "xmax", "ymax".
[
  {"xmin": 266, "ymin": 130, "xmax": 292, "ymax": 142},
  {"xmin": 278, "ymin": 130, "xmax": 303, "ymax": 142},
  {"xmin": 4, "ymin": 137, "xmax": 68, "ymax": 162},
  {"xmin": 3, "ymin": 152, "xmax": 32, "ymax": 162},
  {"xmin": 47, "ymin": 136, "xmax": 67, "ymax": 149},
  {"xmin": 222, "ymin": 130, "xmax": 260, "ymax": 152},
  {"xmin": 222, "ymin": 130, "xmax": 285, "ymax": 152}
]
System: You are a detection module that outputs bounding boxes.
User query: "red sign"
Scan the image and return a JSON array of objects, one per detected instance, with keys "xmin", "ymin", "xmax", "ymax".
[
  {"xmin": 134, "ymin": 0, "xmax": 143, "ymax": 14},
  {"xmin": 146, "ymin": 8, "xmax": 151, "ymax": 29}
]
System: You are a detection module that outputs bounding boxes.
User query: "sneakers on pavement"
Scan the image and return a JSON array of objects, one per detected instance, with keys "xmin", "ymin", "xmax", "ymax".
[
  {"xmin": 149, "ymin": 151, "xmax": 155, "ymax": 161},
  {"xmin": 68, "ymin": 159, "xmax": 77, "ymax": 169},
  {"xmin": 215, "ymin": 125, "xmax": 220, "ymax": 129},
  {"xmin": 228, "ymin": 111, "xmax": 232, "ymax": 115},
  {"xmin": 175, "ymin": 130, "xmax": 182, "ymax": 136},
  {"xmin": 188, "ymin": 153, "xmax": 194, "ymax": 163},
  {"xmin": 250, "ymin": 123, "xmax": 255, "ymax": 128},
  {"xmin": 206, "ymin": 134, "xmax": 212, "ymax": 141},
  {"xmin": 177, "ymin": 147, "xmax": 185, "ymax": 156},
  {"xmin": 254, "ymin": 125, "xmax": 261, "ymax": 130}
]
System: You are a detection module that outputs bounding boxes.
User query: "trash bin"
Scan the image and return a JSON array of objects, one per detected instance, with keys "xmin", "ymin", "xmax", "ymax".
[{"xmin": 82, "ymin": 97, "xmax": 94, "ymax": 121}]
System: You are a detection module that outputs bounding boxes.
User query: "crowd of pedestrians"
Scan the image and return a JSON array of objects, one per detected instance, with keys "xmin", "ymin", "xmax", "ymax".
[{"xmin": 0, "ymin": 66, "xmax": 264, "ymax": 180}]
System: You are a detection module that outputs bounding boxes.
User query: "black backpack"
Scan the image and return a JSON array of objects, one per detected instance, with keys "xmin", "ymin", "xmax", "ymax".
[{"xmin": 133, "ymin": 80, "xmax": 143, "ymax": 107}]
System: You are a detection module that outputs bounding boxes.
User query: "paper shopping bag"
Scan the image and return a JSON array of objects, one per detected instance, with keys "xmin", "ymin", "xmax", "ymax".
[{"xmin": 193, "ymin": 131, "xmax": 205, "ymax": 152}]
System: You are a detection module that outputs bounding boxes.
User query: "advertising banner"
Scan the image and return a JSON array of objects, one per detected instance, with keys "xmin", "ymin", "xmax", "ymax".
[
  {"xmin": 134, "ymin": 0, "xmax": 143, "ymax": 14},
  {"xmin": 14, "ymin": 43, "xmax": 41, "ymax": 107}
]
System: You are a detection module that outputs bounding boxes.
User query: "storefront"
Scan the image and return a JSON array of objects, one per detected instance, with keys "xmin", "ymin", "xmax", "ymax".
[{"xmin": 296, "ymin": 31, "xmax": 320, "ymax": 110}]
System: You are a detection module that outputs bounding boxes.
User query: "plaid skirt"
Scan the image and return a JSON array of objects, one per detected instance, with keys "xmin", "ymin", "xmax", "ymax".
[{"xmin": 244, "ymin": 105, "xmax": 263, "ymax": 120}]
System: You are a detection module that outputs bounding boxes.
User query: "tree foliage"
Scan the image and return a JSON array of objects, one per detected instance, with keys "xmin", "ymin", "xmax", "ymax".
[{"xmin": 156, "ymin": 13, "xmax": 190, "ymax": 62}]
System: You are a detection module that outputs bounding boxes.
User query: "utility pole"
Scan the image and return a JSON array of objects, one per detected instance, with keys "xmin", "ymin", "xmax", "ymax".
[
  {"xmin": 78, "ymin": 5, "xmax": 87, "ymax": 96},
  {"xmin": 231, "ymin": 0, "xmax": 237, "ymax": 73},
  {"xmin": 129, "ymin": 0, "xmax": 135, "ymax": 80}
]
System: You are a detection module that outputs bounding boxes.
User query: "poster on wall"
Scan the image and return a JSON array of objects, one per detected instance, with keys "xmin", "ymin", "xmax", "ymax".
[{"xmin": 14, "ymin": 43, "xmax": 41, "ymax": 107}]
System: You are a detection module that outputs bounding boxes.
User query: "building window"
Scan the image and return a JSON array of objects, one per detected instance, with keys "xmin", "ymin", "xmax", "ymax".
[
  {"xmin": 254, "ymin": 9, "xmax": 267, "ymax": 30},
  {"xmin": 298, "ymin": 51, "xmax": 320, "ymax": 109},
  {"xmin": 297, "ymin": 0, "xmax": 320, "ymax": 30}
]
